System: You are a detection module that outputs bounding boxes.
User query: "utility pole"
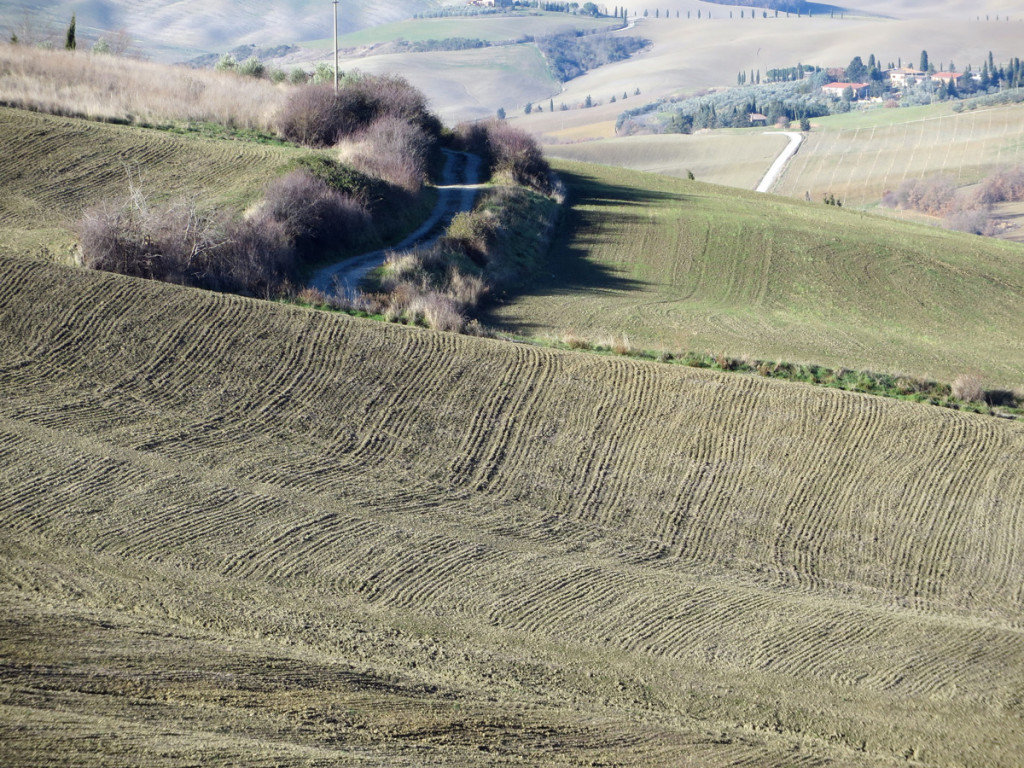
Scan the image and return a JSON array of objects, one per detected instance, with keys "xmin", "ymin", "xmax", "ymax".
[{"xmin": 333, "ymin": 0, "xmax": 339, "ymax": 92}]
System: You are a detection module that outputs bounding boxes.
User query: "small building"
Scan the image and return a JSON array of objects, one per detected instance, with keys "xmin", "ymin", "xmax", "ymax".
[
  {"xmin": 931, "ymin": 71, "xmax": 961, "ymax": 85},
  {"xmin": 748, "ymin": 113, "xmax": 768, "ymax": 125},
  {"xmin": 821, "ymin": 82, "xmax": 869, "ymax": 99},
  {"xmin": 887, "ymin": 67, "xmax": 925, "ymax": 87}
]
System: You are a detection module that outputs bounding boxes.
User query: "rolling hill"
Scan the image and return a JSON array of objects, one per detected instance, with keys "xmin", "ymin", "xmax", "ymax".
[
  {"xmin": 2, "ymin": 254, "xmax": 1023, "ymax": 766},
  {"xmin": 486, "ymin": 159, "xmax": 1024, "ymax": 390},
  {"xmin": 0, "ymin": 106, "xmax": 307, "ymax": 264}
]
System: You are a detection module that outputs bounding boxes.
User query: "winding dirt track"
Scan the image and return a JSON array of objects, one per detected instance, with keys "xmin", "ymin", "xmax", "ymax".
[{"xmin": 309, "ymin": 149, "xmax": 483, "ymax": 297}]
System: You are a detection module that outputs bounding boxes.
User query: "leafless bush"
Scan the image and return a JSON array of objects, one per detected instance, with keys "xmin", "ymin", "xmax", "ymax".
[
  {"xmin": 974, "ymin": 166, "xmax": 1024, "ymax": 206},
  {"xmin": 340, "ymin": 116, "xmax": 432, "ymax": 191},
  {"xmin": 276, "ymin": 74, "xmax": 440, "ymax": 149},
  {"xmin": 407, "ymin": 292, "xmax": 466, "ymax": 332},
  {"xmin": 260, "ymin": 170, "xmax": 373, "ymax": 252},
  {"xmin": 951, "ymin": 373, "xmax": 985, "ymax": 403},
  {"xmin": 452, "ymin": 120, "xmax": 552, "ymax": 194},
  {"xmin": 894, "ymin": 176, "xmax": 957, "ymax": 215},
  {"xmin": 944, "ymin": 207, "xmax": 996, "ymax": 236}
]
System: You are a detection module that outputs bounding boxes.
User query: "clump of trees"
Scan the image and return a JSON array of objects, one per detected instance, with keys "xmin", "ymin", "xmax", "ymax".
[
  {"xmin": 535, "ymin": 31, "xmax": 648, "ymax": 82},
  {"xmin": 881, "ymin": 166, "xmax": 1024, "ymax": 236}
]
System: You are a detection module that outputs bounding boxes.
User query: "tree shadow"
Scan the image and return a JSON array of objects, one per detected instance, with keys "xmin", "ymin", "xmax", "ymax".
[{"xmin": 480, "ymin": 168, "xmax": 691, "ymax": 336}]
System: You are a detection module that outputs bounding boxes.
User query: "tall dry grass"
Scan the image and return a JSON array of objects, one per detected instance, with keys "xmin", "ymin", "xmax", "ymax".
[{"xmin": 0, "ymin": 43, "xmax": 287, "ymax": 131}]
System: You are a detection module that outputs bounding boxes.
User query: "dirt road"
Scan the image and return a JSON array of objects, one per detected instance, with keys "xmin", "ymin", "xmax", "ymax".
[{"xmin": 309, "ymin": 149, "xmax": 483, "ymax": 297}]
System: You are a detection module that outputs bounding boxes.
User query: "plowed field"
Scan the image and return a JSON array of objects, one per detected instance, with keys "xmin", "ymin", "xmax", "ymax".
[{"xmin": 2, "ymin": 255, "xmax": 1023, "ymax": 766}]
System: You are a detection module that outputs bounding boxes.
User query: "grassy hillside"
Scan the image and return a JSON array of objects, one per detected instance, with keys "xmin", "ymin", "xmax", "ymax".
[
  {"xmin": 487, "ymin": 159, "xmax": 1024, "ymax": 389},
  {"xmin": 2, "ymin": 254, "xmax": 1023, "ymax": 766},
  {"xmin": 0, "ymin": 107, "xmax": 306, "ymax": 264}
]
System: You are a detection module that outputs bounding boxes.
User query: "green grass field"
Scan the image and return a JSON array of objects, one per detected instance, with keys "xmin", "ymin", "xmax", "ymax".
[
  {"xmin": 486, "ymin": 159, "xmax": 1024, "ymax": 389},
  {"xmin": 2, "ymin": 254, "xmax": 1023, "ymax": 766},
  {"xmin": 0, "ymin": 107, "xmax": 307, "ymax": 264}
]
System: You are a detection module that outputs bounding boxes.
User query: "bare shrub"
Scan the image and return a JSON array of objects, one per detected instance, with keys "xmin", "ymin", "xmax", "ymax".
[
  {"xmin": 951, "ymin": 373, "xmax": 985, "ymax": 403},
  {"xmin": 407, "ymin": 292, "xmax": 466, "ymax": 332},
  {"xmin": 220, "ymin": 212, "xmax": 294, "ymax": 294},
  {"xmin": 894, "ymin": 176, "xmax": 957, "ymax": 215},
  {"xmin": 561, "ymin": 331, "xmax": 590, "ymax": 349},
  {"xmin": 277, "ymin": 73, "xmax": 441, "ymax": 149},
  {"xmin": 260, "ymin": 170, "xmax": 373, "ymax": 254},
  {"xmin": 944, "ymin": 207, "xmax": 995, "ymax": 236},
  {"xmin": 276, "ymin": 85, "xmax": 346, "ymax": 147},
  {"xmin": 974, "ymin": 166, "xmax": 1024, "ymax": 206},
  {"xmin": 453, "ymin": 120, "xmax": 552, "ymax": 194},
  {"xmin": 447, "ymin": 269, "xmax": 488, "ymax": 308},
  {"xmin": 341, "ymin": 116, "xmax": 432, "ymax": 191}
]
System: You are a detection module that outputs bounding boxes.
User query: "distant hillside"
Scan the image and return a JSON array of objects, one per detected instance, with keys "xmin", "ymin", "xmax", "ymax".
[
  {"xmin": 2, "ymin": 254, "xmax": 1024, "ymax": 766},
  {"xmin": 1, "ymin": 0, "xmax": 456, "ymax": 60}
]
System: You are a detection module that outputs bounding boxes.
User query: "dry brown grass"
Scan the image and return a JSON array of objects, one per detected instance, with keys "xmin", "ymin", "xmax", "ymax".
[
  {"xmin": 952, "ymin": 372, "xmax": 986, "ymax": 402},
  {"xmin": 0, "ymin": 43, "xmax": 286, "ymax": 130}
]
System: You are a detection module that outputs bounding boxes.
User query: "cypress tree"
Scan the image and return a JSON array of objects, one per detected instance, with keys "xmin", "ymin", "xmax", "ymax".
[{"xmin": 65, "ymin": 13, "xmax": 76, "ymax": 50}]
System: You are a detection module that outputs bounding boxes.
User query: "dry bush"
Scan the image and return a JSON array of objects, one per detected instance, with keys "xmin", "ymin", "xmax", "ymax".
[
  {"xmin": 453, "ymin": 119, "xmax": 552, "ymax": 194},
  {"xmin": 951, "ymin": 373, "xmax": 985, "ymax": 403},
  {"xmin": 340, "ymin": 116, "xmax": 432, "ymax": 191},
  {"xmin": 260, "ymin": 170, "xmax": 373, "ymax": 254},
  {"xmin": 974, "ymin": 166, "xmax": 1024, "ymax": 206},
  {"xmin": 894, "ymin": 176, "xmax": 957, "ymax": 215},
  {"xmin": 944, "ymin": 206, "xmax": 996, "ymax": 236},
  {"xmin": 277, "ymin": 73, "xmax": 440, "ymax": 150},
  {"xmin": 76, "ymin": 192, "xmax": 295, "ymax": 295},
  {"xmin": 446, "ymin": 269, "xmax": 488, "ymax": 308},
  {"xmin": 0, "ymin": 43, "xmax": 284, "ymax": 130},
  {"xmin": 407, "ymin": 292, "xmax": 466, "ymax": 332}
]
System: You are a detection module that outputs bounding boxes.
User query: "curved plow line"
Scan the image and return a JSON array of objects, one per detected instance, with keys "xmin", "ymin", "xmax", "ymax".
[
  {"xmin": 445, "ymin": 343, "xmax": 543, "ymax": 486},
  {"xmin": 915, "ymin": 418, "xmax": 1003, "ymax": 606},
  {"xmin": 885, "ymin": 413, "xmax": 973, "ymax": 609},
  {"xmin": 768, "ymin": 390, "xmax": 860, "ymax": 592},
  {"xmin": 790, "ymin": 395, "xmax": 890, "ymax": 594},
  {"xmin": 570, "ymin": 359, "xmax": 642, "ymax": 522},
  {"xmin": 465, "ymin": 346, "xmax": 558, "ymax": 496},
  {"xmin": 346, "ymin": 331, "xmax": 457, "ymax": 466},
  {"xmin": 665, "ymin": 376, "xmax": 765, "ymax": 564},
  {"xmin": 591, "ymin": 362, "xmax": 674, "ymax": 529}
]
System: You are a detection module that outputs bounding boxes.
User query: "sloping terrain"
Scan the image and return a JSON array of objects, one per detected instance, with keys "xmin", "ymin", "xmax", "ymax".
[
  {"xmin": 1, "ymin": 255, "xmax": 1023, "ymax": 766},
  {"xmin": 0, "ymin": 107, "xmax": 306, "ymax": 263},
  {"xmin": 487, "ymin": 159, "xmax": 1024, "ymax": 389}
]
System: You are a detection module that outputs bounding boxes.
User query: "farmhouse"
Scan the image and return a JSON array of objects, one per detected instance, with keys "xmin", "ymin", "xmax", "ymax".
[
  {"xmin": 931, "ymin": 71, "xmax": 961, "ymax": 85},
  {"xmin": 887, "ymin": 67, "xmax": 925, "ymax": 86},
  {"xmin": 748, "ymin": 113, "xmax": 768, "ymax": 125},
  {"xmin": 821, "ymin": 82, "xmax": 869, "ymax": 99}
]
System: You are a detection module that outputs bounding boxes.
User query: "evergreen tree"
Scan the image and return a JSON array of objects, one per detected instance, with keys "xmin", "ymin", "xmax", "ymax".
[
  {"xmin": 920, "ymin": 50, "xmax": 929, "ymax": 72},
  {"xmin": 65, "ymin": 13, "xmax": 76, "ymax": 50}
]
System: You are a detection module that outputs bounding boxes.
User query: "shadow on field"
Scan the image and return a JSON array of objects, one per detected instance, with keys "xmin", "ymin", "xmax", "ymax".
[{"xmin": 481, "ymin": 169, "xmax": 682, "ymax": 333}]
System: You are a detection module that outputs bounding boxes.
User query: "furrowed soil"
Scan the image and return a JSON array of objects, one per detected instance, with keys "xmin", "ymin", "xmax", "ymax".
[
  {"xmin": 487, "ymin": 159, "xmax": 1024, "ymax": 389},
  {"xmin": 0, "ymin": 107, "xmax": 307, "ymax": 264},
  {"xmin": 2, "ymin": 254, "xmax": 1023, "ymax": 766}
]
